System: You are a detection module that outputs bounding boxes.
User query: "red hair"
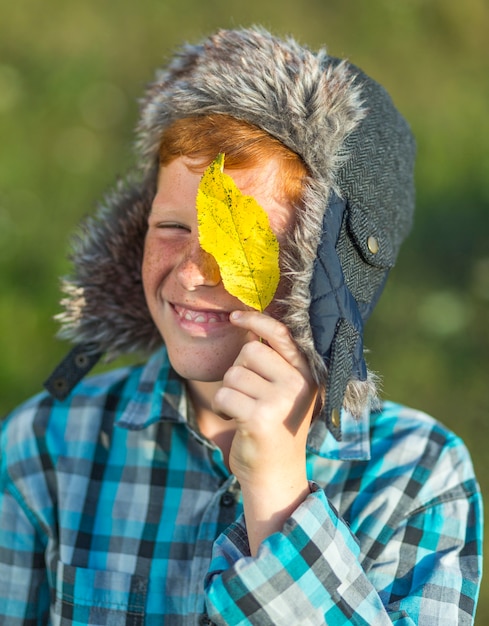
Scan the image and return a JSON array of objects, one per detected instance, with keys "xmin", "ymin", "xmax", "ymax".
[{"xmin": 159, "ymin": 114, "xmax": 308, "ymax": 207}]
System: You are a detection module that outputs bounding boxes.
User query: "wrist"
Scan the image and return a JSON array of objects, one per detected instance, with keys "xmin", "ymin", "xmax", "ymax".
[{"xmin": 240, "ymin": 475, "xmax": 311, "ymax": 556}]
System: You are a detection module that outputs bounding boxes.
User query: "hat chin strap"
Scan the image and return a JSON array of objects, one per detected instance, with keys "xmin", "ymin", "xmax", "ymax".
[
  {"xmin": 321, "ymin": 318, "xmax": 363, "ymax": 440},
  {"xmin": 309, "ymin": 192, "xmax": 366, "ymax": 441},
  {"xmin": 44, "ymin": 343, "xmax": 102, "ymax": 401}
]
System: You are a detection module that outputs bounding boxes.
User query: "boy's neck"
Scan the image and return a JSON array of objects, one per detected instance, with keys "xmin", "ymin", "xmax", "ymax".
[{"xmin": 186, "ymin": 379, "xmax": 236, "ymax": 468}]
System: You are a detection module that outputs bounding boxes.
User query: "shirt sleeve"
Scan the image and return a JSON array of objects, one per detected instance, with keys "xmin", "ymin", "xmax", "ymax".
[
  {"xmin": 204, "ymin": 483, "xmax": 482, "ymax": 625},
  {"xmin": 0, "ymin": 477, "xmax": 50, "ymax": 624}
]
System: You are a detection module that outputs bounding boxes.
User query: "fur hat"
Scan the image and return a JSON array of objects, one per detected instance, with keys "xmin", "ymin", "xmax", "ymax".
[{"xmin": 46, "ymin": 27, "xmax": 416, "ymax": 442}]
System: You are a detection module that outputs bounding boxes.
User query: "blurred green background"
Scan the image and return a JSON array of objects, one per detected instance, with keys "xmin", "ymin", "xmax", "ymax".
[{"xmin": 1, "ymin": 0, "xmax": 488, "ymax": 620}]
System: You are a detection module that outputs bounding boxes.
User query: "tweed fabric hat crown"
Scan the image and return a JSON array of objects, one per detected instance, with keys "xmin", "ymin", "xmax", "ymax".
[{"xmin": 45, "ymin": 27, "xmax": 415, "ymax": 442}]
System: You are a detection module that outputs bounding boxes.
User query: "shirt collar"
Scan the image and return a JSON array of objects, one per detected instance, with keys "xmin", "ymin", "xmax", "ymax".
[
  {"xmin": 116, "ymin": 348, "xmax": 186, "ymax": 430},
  {"xmin": 116, "ymin": 347, "xmax": 371, "ymax": 461}
]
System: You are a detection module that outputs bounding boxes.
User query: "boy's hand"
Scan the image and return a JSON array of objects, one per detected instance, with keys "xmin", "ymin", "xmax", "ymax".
[{"xmin": 212, "ymin": 310, "xmax": 317, "ymax": 555}]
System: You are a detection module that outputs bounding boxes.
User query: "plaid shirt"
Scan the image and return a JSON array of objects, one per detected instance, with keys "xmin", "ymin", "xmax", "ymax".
[{"xmin": 0, "ymin": 348, "xmax": 482, "ymax": 625}]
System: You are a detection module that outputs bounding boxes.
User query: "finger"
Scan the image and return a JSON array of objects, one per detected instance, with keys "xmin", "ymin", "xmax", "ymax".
[
  {"xmin": 233, "ymin": 339, "xmax": 298, "ymax": 386},
  {"xmin": 233, "ymin": 337, "xmax": 316, "ymax": 405},
  {"xmin": 212, "ymin": 383, "xmax": 258, "ymax": 422},
  {"xmin": 222, "ymin": 363, "xmax": 268, "ymax": 399},
  {"xmin": 230, "ymin": 310, "xmax": 310, "ymax": 376}
]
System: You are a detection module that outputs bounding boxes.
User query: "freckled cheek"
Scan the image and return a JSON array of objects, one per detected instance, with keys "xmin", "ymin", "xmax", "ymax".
[{"xmin": 142, "ymin": 237, "xmax": 175, "ymax": 294}]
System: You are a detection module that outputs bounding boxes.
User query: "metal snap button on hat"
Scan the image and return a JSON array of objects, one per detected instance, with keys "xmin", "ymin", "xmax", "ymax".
[
  {"xmin": 367, "ymin": 235, "xmax": 379, "ymax": 254},
  {"xmin": 75, "ymin": 353, "xmax": 90, "ymax": 368},
  {"xmin": 331, "ymin": 408, "xmax": 341, "ymax": 429},
  {"xmin": 52, "ymin": 378, "xmax": 69, "ymax": 395}
]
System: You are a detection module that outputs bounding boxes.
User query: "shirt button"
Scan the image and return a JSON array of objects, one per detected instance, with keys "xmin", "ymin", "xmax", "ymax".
[
  {"xmin": 199, "ymin": 615, "xmax": 214, "ymax": 625},
  {"xmin": 220, "ymin": 491, "xmax": 235, "ymax": 507}
]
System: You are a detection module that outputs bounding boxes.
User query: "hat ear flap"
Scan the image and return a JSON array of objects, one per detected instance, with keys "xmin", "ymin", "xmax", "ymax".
[
  {"xmin": 308, "ymin": 192, "xmax": 367, "ymax": 440},
  {"xmin": 55, "ymin": 173, "xmax": 160, "ymax": 357}
]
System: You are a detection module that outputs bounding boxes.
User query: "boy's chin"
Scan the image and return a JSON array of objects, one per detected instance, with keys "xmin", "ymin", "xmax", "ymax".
[{"xmin": 168, "ymin": 356, "xmax": 229, "ymax": 384}]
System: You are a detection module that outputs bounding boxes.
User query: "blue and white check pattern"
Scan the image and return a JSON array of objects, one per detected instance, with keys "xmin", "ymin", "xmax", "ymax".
[{"xmin": 0, "ymin": 348, "xmax": 483, "ymax": 625}]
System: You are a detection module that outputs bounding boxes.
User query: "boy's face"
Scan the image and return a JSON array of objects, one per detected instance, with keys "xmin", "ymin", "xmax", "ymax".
[{"xmin": 142, "ymin": 155, "xmax": 294, "ymax": 383}]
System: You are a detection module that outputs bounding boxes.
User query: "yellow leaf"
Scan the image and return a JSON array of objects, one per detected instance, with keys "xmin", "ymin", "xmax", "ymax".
[{"xmin": 196, "ymin": 153, "xmax": 280, "ymax": 312}]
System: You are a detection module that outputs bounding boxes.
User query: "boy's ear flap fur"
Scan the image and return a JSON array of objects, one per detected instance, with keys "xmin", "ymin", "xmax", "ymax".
[{"xmin": 55, "ymin": 173, "xmax": 162, "ymax": 360}]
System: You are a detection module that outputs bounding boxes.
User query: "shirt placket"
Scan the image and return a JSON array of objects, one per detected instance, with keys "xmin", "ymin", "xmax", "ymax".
[{"xmin": 189, "ymin": 472, "xmax": 241, "ymax": 619}]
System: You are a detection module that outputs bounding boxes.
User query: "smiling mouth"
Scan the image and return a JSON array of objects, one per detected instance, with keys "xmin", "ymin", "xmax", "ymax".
[{"xmin": 173, "ymin": 304, "xmax": 230, "ymax": 324}]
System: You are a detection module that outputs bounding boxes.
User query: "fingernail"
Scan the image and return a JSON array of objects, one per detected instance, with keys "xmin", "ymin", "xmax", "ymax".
[{"xmin": 230, "ymin": 310, "xmax": 243, "ymax": 320}]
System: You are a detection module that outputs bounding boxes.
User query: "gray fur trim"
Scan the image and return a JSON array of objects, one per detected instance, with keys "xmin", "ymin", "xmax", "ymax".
[
  {"xmin": 56, "ymin": 174, "xmax": 161, "ymax": 358},
  {"xmin": 137, "ymin": 29, "xmax": 365, "ymax": 182}
]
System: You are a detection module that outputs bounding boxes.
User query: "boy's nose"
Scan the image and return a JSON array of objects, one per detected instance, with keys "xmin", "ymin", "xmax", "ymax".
[{"xmin": 176, "ymin": 241, "xmax": 221, "ymax": 290}]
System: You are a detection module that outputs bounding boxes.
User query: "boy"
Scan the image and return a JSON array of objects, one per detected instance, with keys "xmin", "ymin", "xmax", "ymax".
[{"xmin": 0, "ymin": 27, "xmax": 482, "ymax": 625}]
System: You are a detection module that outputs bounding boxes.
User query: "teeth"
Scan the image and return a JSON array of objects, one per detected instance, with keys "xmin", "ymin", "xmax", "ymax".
[{"xmin": 177, "ymin": 306, "xmax": 227, "ymax": 324}]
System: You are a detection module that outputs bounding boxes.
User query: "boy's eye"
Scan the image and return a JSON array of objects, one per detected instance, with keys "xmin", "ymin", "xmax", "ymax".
[{"xmin": 156, "ymin": 222, "xmax": 191, "ymax": 232}]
